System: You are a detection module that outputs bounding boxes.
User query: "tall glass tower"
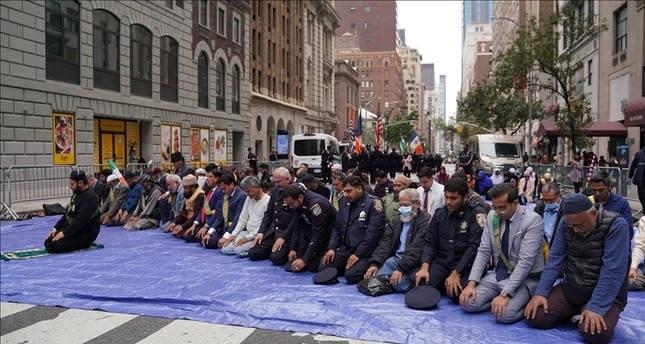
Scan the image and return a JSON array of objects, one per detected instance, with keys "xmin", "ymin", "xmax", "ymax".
[{"xmin": 462, "ymin": 0, "xmax": 493, "ymax": 45}]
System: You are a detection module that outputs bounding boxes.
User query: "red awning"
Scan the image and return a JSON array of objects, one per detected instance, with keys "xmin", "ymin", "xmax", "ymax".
[
  {"xmin": 536, "ymin": 120, "xmax": 627, "ymax": 137},
  {"xmin": 624, "ymin": 97, "xmax": 645, "ymax": 127}
]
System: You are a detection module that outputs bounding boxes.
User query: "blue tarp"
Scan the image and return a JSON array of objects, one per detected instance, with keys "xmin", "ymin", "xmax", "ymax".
[{"xmin": 1, "ymin": 216, "xmax": 643, "ymax": 343}]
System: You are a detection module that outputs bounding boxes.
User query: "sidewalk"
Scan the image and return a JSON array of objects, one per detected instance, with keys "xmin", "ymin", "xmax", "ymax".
[{"xmin": 3, "ymin": 197, "xmax": 70, "ymax": 217}]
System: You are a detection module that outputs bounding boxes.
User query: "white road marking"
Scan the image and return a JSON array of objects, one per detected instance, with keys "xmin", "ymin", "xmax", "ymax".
[
  {"xmin": 0, "ymin": 302, "xmax": 35, "ymax": 318},
  {"xmin": 136, "ymin": 319, "xmax": 255, "ymax": 344}
]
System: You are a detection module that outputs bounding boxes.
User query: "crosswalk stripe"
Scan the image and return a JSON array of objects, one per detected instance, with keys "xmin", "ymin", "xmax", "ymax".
[
  {"xmin": 85, "ymin": 315, "xmax": 174, "ymax": 344},
  {"xmin": 1, "ymin": 308, "xmax": 136, "ymax": 344},
  {"xmin": 136, "ymin": 319, "xmax": 255, "ymax": 344},
  {"xmin": 0, "ymin": 304, "xmax": 67, "ymax": 337},
  {"xmin": 0, "ymin": 302, "xmax": 34, "ymax": 318}
]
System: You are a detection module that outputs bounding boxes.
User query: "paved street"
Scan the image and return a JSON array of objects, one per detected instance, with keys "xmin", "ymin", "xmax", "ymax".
[{"xmin": 0, "ymin": 302, "xmax": 383, "ymax": 344}]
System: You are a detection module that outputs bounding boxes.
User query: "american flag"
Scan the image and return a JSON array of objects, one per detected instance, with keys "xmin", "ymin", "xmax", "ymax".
[
  {"xmin": 348, "ymin": 107, "xmax": 355, "ymax": 144},
  {"xmin": 375, "ymin": 101, "xmax": 383, "ymax": 148}
]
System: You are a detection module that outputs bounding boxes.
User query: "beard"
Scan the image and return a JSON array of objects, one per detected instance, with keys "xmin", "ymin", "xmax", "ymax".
[{"xmin": 400, "ymin": 210, "xmax": 418, "ymax": 223}]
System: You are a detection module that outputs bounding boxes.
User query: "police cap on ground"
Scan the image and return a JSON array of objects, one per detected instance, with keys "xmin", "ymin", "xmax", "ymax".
[
  {"xmin": 170, "ymin": 152, "xmax": 184, "ymax": 163},
  {"xmin": 283, "ymin": 261, "xmax": 294, "ymax": 272},
  {"xmin": 563, "ymin": 193, "xmax": 594, "ymax": 215},
  {"xmin": 313, "ymin": 267, "xmax": 339, "ymax": 284},
  {"xmin": 404, "ymin": 284, "xmax": 441, "ymax": 310}
]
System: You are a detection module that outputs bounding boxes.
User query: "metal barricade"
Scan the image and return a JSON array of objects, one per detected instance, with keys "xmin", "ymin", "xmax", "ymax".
[
  {"xmin": 74, "ymin": 163, "xmax": 125, "ymax": 177},
  {"xmin": 0, "ymin": 166, "xmax": 18, "ymax": 219},
  {"xmin": 618, "ymin": 168, "xmax": 640, "ymax": 203},
  {"xmin": 126, "ymin": 162, "xmax": 162, "ymax": 175},
  {"xmin": 6, "ymin": 165, "xmax": 75, "ymax": 208}
]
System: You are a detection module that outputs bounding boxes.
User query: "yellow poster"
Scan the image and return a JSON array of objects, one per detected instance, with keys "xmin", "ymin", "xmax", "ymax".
[{"xmin": 53, "ymin": 113, "xmax": 75, "ymax": 165}]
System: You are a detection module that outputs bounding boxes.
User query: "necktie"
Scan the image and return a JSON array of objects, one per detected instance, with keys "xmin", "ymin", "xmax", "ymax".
[
  {"xmin": 223, "ymin": 195, "xmax": 230, "ymax": 227},
  {"xmin": 496, "ymin": 220, "xmax": 511, "ymax": 282},
  {"xmin": 332, "ymin": 192, "xmax": 339, "ymax": 210},
  {"xmin": 423, "ymin": 188, "xmax": 429, "ymax": 213}
]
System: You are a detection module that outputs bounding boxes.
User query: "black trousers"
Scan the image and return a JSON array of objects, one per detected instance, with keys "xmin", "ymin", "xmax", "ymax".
[
  {"xmin": 247, "ymin": 233, "xmax": 290, "ymax": 266},
  {"xmin": 285, "ymin": 254, "xmax": 324, "ymax": 273},
  {"xmin": 638, "ymin": 185, "xmax": 645, "ymax": 211},
  {"xmin": 427, "ymin": 259, "xmax": 470, "ymax": 303},
  {"xmin": 44, "ymin": 230, "xmax": 98, "ymax": 253},
  {"xmin": 184, "ymin": 231, "xmax": 220, "ymax": 249},
  {"xmin": 318, "ymin": 248, "xmax": 371, "ymax": 284}
]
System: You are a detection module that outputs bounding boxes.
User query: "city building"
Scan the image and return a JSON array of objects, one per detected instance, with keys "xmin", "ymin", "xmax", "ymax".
[
  {"xmin": 334, "ymin": 59, "xmax": 360, "ymax": 142},
  {"xmin": 462, "ymin": 0, "xmax": 493, "ymax": 45},
  {"xmin": 1, "ymin": 0, "xmax": 251, "ymax": 168},
  {"xmin": 335, "ymin": 0, "xmax": 398, "ymax": 52},
  {"xmin": 461, "ymin": 23, "xmax": 491, "ymax": 97},
  {"xmin": 422, "ymin": 63, "xmax": 438, "ymax": 153},
  {"xmin": 438, "ymin": 75, "xmax": 447, "ymax": 153},
  {"xmin": 399, "ymin": 44, "xmax": 425, "ymax": 141},
  {"xmin": 248, "ymin": 0, "xmax": 340, "ymax": 160}
]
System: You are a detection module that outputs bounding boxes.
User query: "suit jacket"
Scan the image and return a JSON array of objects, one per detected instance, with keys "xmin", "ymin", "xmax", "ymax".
[
  {"xmin": 469, "ymin": 205, "xmax": 545, "ymax": 296},
  {"xmin": 100, "ymin": 183, "xmax": 129, "ymax": 217},
  {"xmin": 417, "ymin": 182, "xmax": 444, "ymax": 219},
  {"xmin": 211, "ymin": 188, "xmax": 247, "ymax": 234},
  {"xmin": 369, "ymin": 211, "xmax": 432, "ymax": 274}
]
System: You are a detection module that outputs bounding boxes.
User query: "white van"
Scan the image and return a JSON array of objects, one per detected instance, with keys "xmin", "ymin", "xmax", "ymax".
[
  {"xmin": 290, "ymin": 133, "xmax": 340, "ymax": 176},
  {"xmin": 468, "ymin": 134, "xmax": 523, "ymax": 175}
]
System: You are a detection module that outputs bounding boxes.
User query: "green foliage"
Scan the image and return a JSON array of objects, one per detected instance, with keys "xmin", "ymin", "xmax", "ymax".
[
  {"xmin": 383, "ymin": 110, "xmax": 419, "ymax": 149},
  {"xmin": 459, "ymin": 8, "xmax": 606, "ymax": 152}
]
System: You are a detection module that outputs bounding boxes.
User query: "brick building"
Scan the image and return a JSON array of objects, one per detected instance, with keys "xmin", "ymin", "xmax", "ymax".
[{"xmin": 334, "ymin": 59, "xmax": 360, "ymax": 142}]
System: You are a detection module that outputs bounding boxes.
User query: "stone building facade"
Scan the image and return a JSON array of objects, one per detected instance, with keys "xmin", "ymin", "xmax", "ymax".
[{"xmin": 0, "ymin": 0, "xmax": 251, "ymax": 168}]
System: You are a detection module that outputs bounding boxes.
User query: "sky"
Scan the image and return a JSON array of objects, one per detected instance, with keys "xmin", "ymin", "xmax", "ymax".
[{"xmin": 397, "ymin": 0, "xmax": 462, "ymax": 118}]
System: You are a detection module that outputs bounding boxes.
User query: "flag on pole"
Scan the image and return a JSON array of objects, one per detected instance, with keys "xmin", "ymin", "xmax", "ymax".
[
  {"xmin": 399, "ymin": 135, "xmax": 407, "ymax": 154},
  {"xmin": 410, "ymin": 130, "xmax": 423, "ymax": 154},
  {"xmin": 354, "ymin": 108, "xmax": 363, "ymax": 152},
  {"xmin": 375, "ymin": 101, "xmax": 383, "ymax": 148},
  {"xmin": 348, "ymin": 107, "xmax": 355, "ymax": 147},
  {"xmin": 107, "ymin": 159, "xmax": 127, "ymax": 184}
]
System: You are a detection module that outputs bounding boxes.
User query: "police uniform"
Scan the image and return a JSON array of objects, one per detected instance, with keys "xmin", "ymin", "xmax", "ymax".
[
  {"xmin": 321, "ymin": 149, "xmax": 334, "ymax": 183},
  {"xmin": 420, "ymin": 202, "xmax": 486, "ymax": 301},
  {"xmin": 458, "ymin": 149, "xmax": 474, "ymax": 175},
  {"xmin": 319, "ymin": 191, "xmax": 386, "ymax": 284},
  {"xmin": 288, "ymin": 190, "xmax": 337, "ymax": 272},
  {"xmin": 248, "ymin": 184, "xmax": 296, "ymax": 265},
  {"xmin": 373, "ymin": 180, "xmax": 394, "ymax": 198}
]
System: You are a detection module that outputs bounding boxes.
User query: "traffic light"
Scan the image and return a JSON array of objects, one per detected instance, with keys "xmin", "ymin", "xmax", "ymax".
[{"xmin": 455, "ymin": 123, "xmax": 463, "ymax": 134}]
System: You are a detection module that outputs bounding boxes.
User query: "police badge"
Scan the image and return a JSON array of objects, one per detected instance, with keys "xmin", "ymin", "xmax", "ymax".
[
  {"xmin": 459, "ymin": 221, "xmax": 468, "ymax": 233},
  {"xmin": 373, "ymin": 199, "xmax": 383, "ymax": 213},
  {"xmin": 311, "ymin": 203, "xmax": 322, "ymax": 216},
  {"xmin": 359, "ymin": 210, "xmax": 367, "ymax": 221},
  {"xmin": 476, "ymin": 213, "xmax": 487, "ymax": 229}
]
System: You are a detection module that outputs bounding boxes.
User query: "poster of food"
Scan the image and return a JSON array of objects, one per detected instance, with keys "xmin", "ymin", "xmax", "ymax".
[
  {"xmin": 200, "ymin": 128, "xmax": 210, "ymax": 162},
  {"xmin": 190, "ymin": 128, "xmax": 201, "ymax": 162},
  {"xmin": 53, "ymin": 113, "xmax": 75, "ymax": 165},
  {"xmin": 161, "ymin": 125, "xmax": 171, "ymax": 163},
  {"xmin": 213, "ymin": 129, "xmax": 227, "ymax": 164},
  {"xmin": 171, "ymin": 126, "xmax": 181, "ymax": 154}
]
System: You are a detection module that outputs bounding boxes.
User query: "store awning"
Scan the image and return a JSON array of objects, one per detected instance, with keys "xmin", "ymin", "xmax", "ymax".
[
  {"xmin": 536, "ymin": 120, "xmax": 627, "ymax": 137},
  {"xmin": 624, "ymin": 97, "xmax": 645, "ymax": 127}
]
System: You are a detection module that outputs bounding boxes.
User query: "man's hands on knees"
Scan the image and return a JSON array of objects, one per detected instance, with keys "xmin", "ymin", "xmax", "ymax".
[{"xmin": 524, "ymin": 295, "xmax": 548, "ymax": 319}]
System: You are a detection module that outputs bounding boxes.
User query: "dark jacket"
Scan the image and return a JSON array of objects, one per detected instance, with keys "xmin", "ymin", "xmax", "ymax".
[
  {"xmin": 421, "ymin": 203, "xmax": 485, "ymax": 274},
  {"xmin": 328, "ymin": 191, "xmax": 386, "ymax": 258},
  {"xmin": 258, "ymin": 184, "xmax": 297, "ymax": 240},
  {"xmin": 175, "ymin": 163, "xmax": 195, "ymax": 179},
  {"xmin": 373, "ymin": 180, "xmax": 394, "ymax": 198},
  {"xmin": 55, "ymin": 188, "xmax": 100, "ymax": 239},
  {"xmin": 290, "ymin": 191, "xmax": 337, "ymax": 263},
  {"xmin": 369, "ymin": 211, "xmax": 432, "ymax": 274},
  {"xmin": 212, "ymin": 188, "xmax": 247, "ymax": 234},
  {"xmin": 629, "ymin": 147, "xmax": 645, "ymax": 186}
]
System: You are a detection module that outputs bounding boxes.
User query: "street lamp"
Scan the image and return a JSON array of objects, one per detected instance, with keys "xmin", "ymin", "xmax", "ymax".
[{"xmin": 492, "ymin": 16, "xmax": 533, "ymax": 157}]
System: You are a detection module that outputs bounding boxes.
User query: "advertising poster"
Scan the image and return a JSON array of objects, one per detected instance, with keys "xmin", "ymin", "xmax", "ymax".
[
  {"xmin": 53, "ymin": 113, "xmax": 75, "ymax": 165},
  {"xmin": 171, "ymin": 125, "xmax": 181, "ymax": 154},
  {"xmin": 190, "ymin": 128, "xmax": 201, "ymax": 162},
  {"xmin": 200, "ymin": 128, "xmax": 210, "ymax": 162},
  {"xmin": 213, "ymin": 129, "xmax": 227, "ymax": 164},
  {"xmin": 160, "ymin": 125, "xmax": 171, "ymax": 163}
]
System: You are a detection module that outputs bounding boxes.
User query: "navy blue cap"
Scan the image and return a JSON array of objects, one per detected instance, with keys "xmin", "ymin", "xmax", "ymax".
[
  {"xmin": 313, "ymin": 267, "xmax": 339, "ymax": 284},
  {"xmin": 563, "ymin": 193, "xmax": 594, "ymax": 215},
  {"xmin": 357, "ymin": 276, "xmax": 395, "ymax": 297},
  {"xmin": 284, "ymin": 261, "xmax": 294, "ymax": 272},
  {"xmin": 300, "ymin": 174, "xmax": 315, "ymax": 183},
  {"xmin": 405, "ymin": 284, "xmax": 441, "ymax": 310},
  {"xmin": 124, "ymin": 172, "xmax": 137, "ymax": 180}
]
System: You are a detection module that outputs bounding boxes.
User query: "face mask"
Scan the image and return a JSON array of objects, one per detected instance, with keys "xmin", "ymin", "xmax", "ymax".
[
  {"xmin": 545, "ymin": 202, "xmax": 559, "ymax": 211},
  {"xmin": 399, "ymin": 206, "xmax": 413, "ymax": 216}
]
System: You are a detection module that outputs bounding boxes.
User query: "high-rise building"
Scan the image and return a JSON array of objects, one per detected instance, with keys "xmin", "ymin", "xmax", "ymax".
[
  {"xmin": 461, "ymin": 23, "xmax": 491, "ymax": 97},
  {"xmin": 437, "ymin": 75, "xmax": 447, "ymax": 153},
  {"xmin": 399, "ymin": 45, "xmax": 424, "ymax": 137},
  {"xmin": 462, "ymin": 0, "xmax": 493, "ymax": 45},
  {"xmin": 335, "ymin": 0, "xmax": 398, "ymax": 52},
  {"xmin": 422, "ymin": 63, "xmax": 436, "ymax": 91}
]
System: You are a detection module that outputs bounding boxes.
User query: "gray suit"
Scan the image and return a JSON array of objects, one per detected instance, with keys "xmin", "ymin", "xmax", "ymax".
[
  {"xmin": 463, "ymin": 205, "xmax": 544, "ymax": 323},
  {"xmin": 100, "ymin": 183, "xmax": 129, "ymax": 218}
]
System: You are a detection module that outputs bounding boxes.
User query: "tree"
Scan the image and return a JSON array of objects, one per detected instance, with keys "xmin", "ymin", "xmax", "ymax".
[
  {"xmin": 382, "ymin": 110, "xmax": 419, "ymax": 150},
  {"xmin": 493, "ymin": 9, "xmax": 607, "ymax": 152}
]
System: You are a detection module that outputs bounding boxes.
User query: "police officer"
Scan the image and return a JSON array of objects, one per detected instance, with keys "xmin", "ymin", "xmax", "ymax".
[
  {"xmin": 321, "ymin": 145, "xmax": 334, "ymax": 184},
  {"xmin": 249, "ymin": 167, "xmax": 297, "ymax": 265},
  {"xmin": 283, "ymin": 185, "xmax": 337, "ymax": 272},
  {"xmin": 319, "ymin": 175, "xmax": 386, "ymax": 284},
  {"xmin": 415, "ymin": 177, "xmax": 486, "ymax": 303},
  {"xmin": 458, "ymin": 143, "xmax": 474, "ymax": 175}
]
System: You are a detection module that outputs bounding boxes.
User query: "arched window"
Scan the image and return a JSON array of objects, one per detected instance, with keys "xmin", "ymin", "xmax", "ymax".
[
  {"xmin": 198, "ymin": 52, "xmax": 209, "ymax": 108},
  {"xmin": 131, "ymin": 24, "xmax": 152, "ymax": 97},
  {"xmin": 46, "ymin": 0, "xmax": 80, "ymax": 84},
  {"xmin": 232, "ymin": 65, "xmax": 240, "ymax": 114},
  {"xmin": 160, "ymin": 36, "xmax": 178, "ymax": 102},
  {"xmin": 93, "ymin": 10, "xmax": 120, "ymax": 91},
  {"xmin": 215, "ymin": 58, "xmax": 226, "ymax": 111}
]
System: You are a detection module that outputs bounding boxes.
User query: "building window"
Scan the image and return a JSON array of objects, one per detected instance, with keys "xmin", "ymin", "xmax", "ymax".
[
  {"xmin": 350, "ymin": 7, "xmax": 356, "ymax": 13},
  {"xmin": 384, "ymin": 69, "xmax": 389, "ymax": 77},
  {"xmin": 216, "ymin": 58, "xmax": 226, "ymax": 111},
  {"xmin": 587, "ymin": 0, "xmax": 594, "ymax": 26},
  {"xmin": 93, "ymin": 10, "xmax": 120, "ymax": 91},
  {"xmin": 384, "ymin": 80, "xmax": 389, "ymax": 87},
  {"xmin": 615, "ymin": 7, "xmax": 627, "ymax": 53},
  {"xmin": 130, "ymin": 24, "xmax": 152, "ymax": 97},
  {"xmin": 198, "ymin": 52, "xmax": 208, "ymax": 108},
  {"xmin": 365, "ymin": 6, "xmax": 371, "ymax": 12},
  {"xmin": 350, "ymin": 22, "xmax": 356, "ymax": 29},
  {"xmin": 384, "ymin": 58, "xmax": 389, "ymax": 67},
  {"xmin": 587, "ymin": 59, "xmax": 592, "ymax": 86},
  {"xmin": 46, "ymin": 0, "xmax": 80, "ymax": 84},
  {"xmin": 364, "ymin": 22, "xmax": 369, "ymax": 28},
  {"xmin": 199, "ymin": 0, "xmax": 208, "ymax": 27},
  {"xmin": 232, "ymin": 65, "xmax": 240, "ymax": 114},
  {"xmin": 217, "ymin": 5, "xmax": 226, "ymax": 37},
  {"xmin": 384, "ymin": 90, "xmax": 389, "ymax": 97},
  {"xmin": 160, "ymin": 36, "xmax": 178, "ymax": 102},
  {"xmin": 163, "ymin": 0, "xmax": 172, "ymax": 9},
  {"xmin": 232, "ymin": 13, "xmax": 241, "ymax": 44}
]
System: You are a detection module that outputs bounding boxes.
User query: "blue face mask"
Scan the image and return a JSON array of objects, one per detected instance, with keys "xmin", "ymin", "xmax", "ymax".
[
  {"xmin": 399, "ymin": 206, "xmax": 413, "ymax": 216},
  {"xmin": 545, "ymin": 203, "xmax": 559, "ymax": 211}
]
